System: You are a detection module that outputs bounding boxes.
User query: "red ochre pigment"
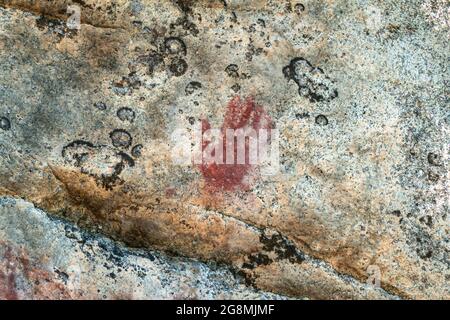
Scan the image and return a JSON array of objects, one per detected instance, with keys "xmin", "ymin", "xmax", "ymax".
[
  {"xmin": 0, "ymin": 245, "xmax": 19, "ymax": 300},
  {"xmin": 199, "ymin": 96, "xmax": 272, "ymax": 192}
]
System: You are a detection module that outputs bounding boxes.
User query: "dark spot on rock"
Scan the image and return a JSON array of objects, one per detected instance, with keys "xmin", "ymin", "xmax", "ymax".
[
  {"xmin": 35, "ymin": 15, "xmax": 77, "ymax": 40},
  {"xmin": 245, "ymin": 43, "xmax": 263, "ymax": 62},
  {"xmin": 54, "ymin": 269, "xmax": 69, "ymax": 284},
  {"xmin": 62, "ymin": 140, "xmax": 95, "ymax": 154},
  {"xmin": 230, "ymin": 12, "xmax": 237, "ymax": 23},
  {"xmin": 294, "ymin": 3, "xmax": 305, "ymax": 14},
  {"xmin": 94, "ymin": 102, "xmax": 107, "ymax": 110},
  {"xmin": 185, "ymin": 81, "xmax": 202, "ymax": 95},
  {"xmin": 243, "ymin": 231, "xmax": 305, "ymax": 270},
  {"xmin": 282, "ymin": 65, "xmax": 292, "ymax": 79},
  {"xmin": 164, "ymin": 37, "xmax": 187, "ymax": 55},
  {"xmin": 169, "ymin": 58, "xmax": 188, "ymax": 76},
  {"xmin": 131, "ymin": 144, "xmax": 143, "ymax": 158},
  {"xmin": 169, "ymin": 16, "xmax": 199, "ymax": 36},
  {"xmin": 260, "ymin": 232, "xmax": 305, "ymax": 264},
  {"xmin": 390, "ymin": 210, "xmax": 401, "ymax": 217},
  {"xmin": 284, "ymin": 57, "xmax": 338, "ymax": 102},
  {"xmin": 110, "ymin": 129, "xmax": 132, "ymax": 148},
  {"xmin": 427, "ymin": 170, "xmax": 439, "ymax": 182},
  {"xmin": 427, "ymin": 152, "xmax": 441, "ymax": 166},
  {"xmin": 138, "ymin": 50, "xmax": 164, "ymax": 74},
  {"xmin": 62, "ymin": 140, "xmax": 134, "ymax": 189},
  {"xmin": 0, "ymin": 117, "xmax": 11, "ymax": 131},
  {"xmin": 247, "ymin": 253, "xmax": 271, "ymax": 267},
  {"xmin": 315, "ymin": 114, "xmax": 328, "ymax": 126},
  {"xmin": 225, "ymin": 64, "xmax": 239, "ymax": 78},
  {"xmin": 417, "ymin": 249, "xmax": 433, "ymax": 260},
  {"xmin": 173, "ymin": 0, "xmax": 194, "ymax": 13},
  {"xmin": 117, "ymin": 152, "xmax": 135, "ymax": 167},
  {"xmin": 295, "ymin": 112, "xmax": 310, "ymax": 119},
  {"xmin": 72, "ymin": 0, "xmax": 93, "ymax": 9},
  {"xmin": 285, "ymin": 2, "xmax": 293, "ymax": 13},
  {"xmin": 117, "ymin": 107, "xmax": 136, "ymax": 123},
  {"xmin": 236, "ymin": 269, "xmax": 256, "ymax": 287},
  {"xmin": 188, "ymin": 116, "xmax": 196, "ymax": 125},
  {"xmin": 231, "ymin": 83, "xmax": 240, "ymax": 92},
  {"xmin": 419, "ymin": 215, "xmax": 433, "ymax": 227}
]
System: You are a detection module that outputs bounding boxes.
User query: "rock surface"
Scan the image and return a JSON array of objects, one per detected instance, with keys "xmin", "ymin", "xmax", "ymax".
[
  {"xmin": 0, "ymin": 197, "xmax": 288, "ymax": 299},
  {"xmin": 0, "ymin": 0, "xmax": 448, "ymax": 299}
]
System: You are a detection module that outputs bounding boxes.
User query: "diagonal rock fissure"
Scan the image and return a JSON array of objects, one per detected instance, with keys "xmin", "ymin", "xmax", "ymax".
[
  {"xmin": 187, "ymin": 203, "xmax": 406, "ymax": 299},
  {"xmin": 0, "ymin": 196, "xmax": 289, "ymax": 299}
]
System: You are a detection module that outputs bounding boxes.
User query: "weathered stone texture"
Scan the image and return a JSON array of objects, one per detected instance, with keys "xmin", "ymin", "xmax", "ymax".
[{"xmin": 0, "ymin": 0, "xmax": 448, "ymax": 299}]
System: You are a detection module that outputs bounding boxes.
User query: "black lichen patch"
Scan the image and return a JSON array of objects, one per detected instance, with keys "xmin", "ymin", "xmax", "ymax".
[
  {"xmin": 110, "ymin": 129, "xmax": 133, "ymax": 148},
  {"xmin": 231, "ymin": 84, "xmax": 240, "ymax": 92},
  {"xmin": 0, "ymin": 116, "xmax": 11, "ymax": 131},
  {"xmin": 404, "ymin": 226, "xmax": 439, "ymax": 262},
  {"xmin": 62, "ymin": 140, "xmax": 135, "ymax": 189},
  {"xmin": 131, "ymin": 144, "xmax": 143, "ymax": 158},
  {"xmin": 242, "ymin": 231, "xmax": 305, "ymax": 270},
  {"xmin": 419, "ymin": 215, "xmax": 433, "ymax": 228},
  {"xmin": 294, "ymin": 3, "xmax": 305, "ymax": 14},
  {"xmin": 282, "ymin": 65, "xmax": 292, "ymax": 79},
  {"xmin": 427, "ymin": 152, "xmax": 441, "ymax": 166},
  {"xmin": 284, "ymin": 57, "xmax": 338, "ymax": 102},
  {"xmin": 135, "ymin": 32, "xmax": 189, "ymax": 79},
  {"xmin": 390, "ymin": 210, "xmax": 401, "ymax": 217},
  {"xmin": 172, "ymin": 0, "xmax": 195, "ymax": 14},
  {"xmin": 35, "ymin": 15, "xmax": 78, "ymax": 41},
  {"xmin": 225, "ymin": 64, "xmax": 239, "ymax": 78},
  {"xmin": 427, "ymin": 170, "xmax": 440, "ymax": 182},
  {"xmin": 138, "ymin": 50, "xmax": 165, "ymax": 74},
  {"xmin": 260, "ymin": 232, "xmax": 305, "ymax": 264},
  {"xmin": 415, "ymin": 235, "xmax": 434, "ymax": 260},
  {"xmin": 164, "ymin": 37, "xmax": 187, "ymax": 55},
  {"xmin": 117, "ymin": 107, "xmax": 136, "ymax": 123},
  {"xmin": 94, "ymin": 102, "xmax": 107, "ymax": 111},
  {"xmin": 169, "ymin": 16, "xmax": 199, "ymax": 36},
  {"xmin": 168, "ymin": 58, "xmax": 188, "ymax": 76},
  {"xmin": 242, "ymin": 253, "xmax": 271, "ymax": 269},
  {"xmin": 295, "ymin": 112, "xmax": 310, "ymax": 119},
  {"xmin": 245, "ymin": 42, "xmax": 263, "ymax": 62},
  {"xmin": 185, "ymin": 81, "xmax": 202, "ymax": 95},
  {"xmin": 315, "ymin": 114, "xmax": 328, "ymax": 126}
]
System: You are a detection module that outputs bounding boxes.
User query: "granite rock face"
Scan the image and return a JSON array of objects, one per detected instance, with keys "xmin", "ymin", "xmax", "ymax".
[
  {"xmin": 0, "ymin": 197, "xmax": 287, "ymax": 299},
  {"xmin": 0, "ymin": 0, "xmax": 448, "ymax": 299}
]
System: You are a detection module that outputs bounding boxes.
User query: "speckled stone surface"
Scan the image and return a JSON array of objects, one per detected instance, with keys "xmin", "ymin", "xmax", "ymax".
[
  {"xmin": 0, "ymin": 197, "xmax": 289, "ymax": 299},
  {"xmin": 0, "ymin": 0, "xmax": 448, "ymax": 299}
]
